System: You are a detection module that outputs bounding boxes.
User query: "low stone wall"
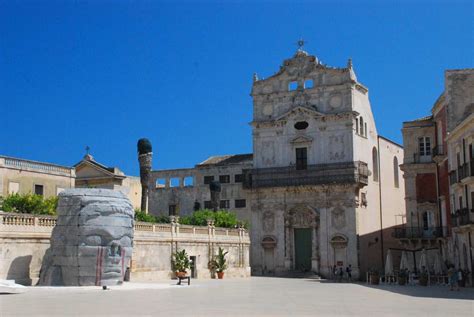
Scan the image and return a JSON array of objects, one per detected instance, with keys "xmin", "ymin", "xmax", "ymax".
[{"xmin": 0, "ymin": 212, "xmax": 251, "ymax": 285}]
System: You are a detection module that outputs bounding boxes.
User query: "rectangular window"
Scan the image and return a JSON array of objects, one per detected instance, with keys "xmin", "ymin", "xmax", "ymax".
[
  {"xmin": 289, "ymin": 81, "xmax": 298, "ymax": 91},
  {"xmin": 296, "ymin": 147, "xmax": 308, "ymax": 170},
  {"xmin": 170, "ymin": 178, "xmax": 180, "ymax": 187},
  {"xmin": 8, "ymin": 182, "xmax": 19, "ymax": 194},
  {"xmin": 219, "ymin": 200, "xmax": 230, "ymax": 209},
  {"xmin": 219, "ymin": 175, "xmax": 230, "ymax": 183},
  {"xmin": 234, "ymin": 174, "xmax": 244, "ymax": 183},
  {"xmin": 418, "ymin": 137, "xmax": 431, "ymax": 156},
  {"xmin": 235, "ymin": 199, "xmax": 246, "ymax": 208},
  {"xmin": 203, "ymin": 176, "xmax": 214, "ymax": 184},
  {"xmin": 204, "ymin": 201, "xmax": 213, "ymax": 209},
  {"xmin": 156, "ymin": 178, "xmax": 166, "ymax": 188},
  {"xmin": 169, "ymin": 204, "xmax": 177, "ymax": 216},
  {"xmin": 34, "ymin": 184, "xmax": 44, "ymax": 196},
  {"xmin": 183, "ymin": 176, "xmax": 194, "ymax": 187}
]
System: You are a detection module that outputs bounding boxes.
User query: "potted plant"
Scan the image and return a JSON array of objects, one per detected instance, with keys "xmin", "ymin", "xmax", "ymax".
[
  {"xmin": 398, "ymin": 269, "xmax": 408, "ymax": 285},
  {"xmin": 369, "ymin": 269, "xmax": 380, "ymax": 285},
  {"xmin": 172, "ymin": 249, "xmax": 190, "ymax": 278},
  {"xmin": 215, "ymin": 247, "xmax": 228, "ymax": 279}
]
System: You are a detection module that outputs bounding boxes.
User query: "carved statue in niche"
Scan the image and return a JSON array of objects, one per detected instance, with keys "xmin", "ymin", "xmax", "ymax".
[
  {"xmin": 262, "ymin": 211, "xmax": 275, "ymax": 233},
  {"xmin": 331, "ymin": 207, "xmax": 346, "ymax": 230}
]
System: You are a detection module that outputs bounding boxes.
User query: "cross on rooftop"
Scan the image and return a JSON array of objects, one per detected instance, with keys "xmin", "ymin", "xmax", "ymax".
[{"xmin": 296, "ymin": 38, "xmax": 306, "ymax": 50}]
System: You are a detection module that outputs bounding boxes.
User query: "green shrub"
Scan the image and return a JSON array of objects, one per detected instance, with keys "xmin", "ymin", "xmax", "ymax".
[
  {"xmin": 132, "ymin": 208, "xmax": 247, "ymax": 229},
  {"xmin": 180, "ymin": 209, "xmax": 247, "ymax": 229},
  {"xmin": 134, "ymin": 209, "xmax": 157, "ymax": 223},
  {"xmin": 0, "ymin": 193, "xmax": 58, "ymax": 215}
]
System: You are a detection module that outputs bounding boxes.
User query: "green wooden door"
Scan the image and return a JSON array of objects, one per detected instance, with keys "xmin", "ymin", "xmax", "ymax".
[{"xmin": 294, "ymin": 228, "xmax": 312, "ymax": 272}]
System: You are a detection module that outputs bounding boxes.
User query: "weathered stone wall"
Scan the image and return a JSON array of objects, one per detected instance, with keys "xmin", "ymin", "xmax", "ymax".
[
  {"xmin": 0, "ymin": 212, "xmax": 250, "ymax": 285},
  {"xmin": 148, "ymin": 162, "xmax": 252, "ymax": 222}
]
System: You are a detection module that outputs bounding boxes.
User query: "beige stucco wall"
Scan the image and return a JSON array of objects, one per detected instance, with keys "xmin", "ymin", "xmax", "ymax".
[{"xmin": 0, "ymin": 157, "xmax": 75, "ymax": 198}]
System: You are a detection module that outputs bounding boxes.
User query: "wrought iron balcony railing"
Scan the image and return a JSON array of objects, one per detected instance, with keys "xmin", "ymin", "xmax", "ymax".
[
  {"xmin": 432, "ymin": 145, "xmax": 445, "ymax": 157},
  {"xmin": 393, "ymin": 226, "xmax": 447, "ymax": 239},
  {"xmin": 412, "ymin": 153, "xmax": 433, "ymax": 164},
  {"xmin": 452, "ymin": 208, "xmax": 473, "ymax": 227},
  {"xmin": 243, "ymin": 161, "xmax": 368, "ymax": 189}
]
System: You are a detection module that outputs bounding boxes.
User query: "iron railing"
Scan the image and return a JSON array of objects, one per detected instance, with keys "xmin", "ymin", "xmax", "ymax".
[
  {"xmin": 432, "ymin": 145, "xmax": 445, "ymax": 157},
  {"xmin": 243, "ymin": 161, "xmax": 369, "ymax": 189},
  {"xmin": 452, "ymin": 208, "xmax": 472, "ymax": 227},
  {"xmin": 393, "ymin": 226, "xmax": 446, "ymax": 239},
  {"xmin": 412, "ymin": 153, "xmax": 433, "ymax": 164}
]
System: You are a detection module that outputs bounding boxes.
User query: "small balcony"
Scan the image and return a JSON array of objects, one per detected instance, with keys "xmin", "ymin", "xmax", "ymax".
[
  {"xmin": 452, "ymin": 208, "xmax": 473, "ymax": 227},
  {"xmin": 243, "ymin": 161, "xmax": 368, "ymax": 189},
  {"xmin": 432, "ymin": 145, "xmax": 446, "ymax": 157},
  {"xmin": 412, "ymin": 153, "xmax": 433, "ymax": 164},
  {"xmin": 449, "ymin": 170, "xmax": 458, "ymax": 185},
  {"xmin": 393, "ymin": 226, "xmax": 446, "ymax": 239},
  {"xmin": 459, "ymin": 161, "xmax": 474, "ymax": 182}
]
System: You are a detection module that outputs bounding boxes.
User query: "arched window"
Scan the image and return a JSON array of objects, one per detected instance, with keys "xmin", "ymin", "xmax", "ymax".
[
  {"xmin": 360, "ymin": 117, "xmax": 364, "ymax": 136},
  {"xmin": 355, "ymin": 118, "xmax": 359, "ymax": 134},
  {"xmin": 372, "ymin": 147, "xmax": 379, "ymax": 182},
  {"xmin": 393, "ymin": 156, "xmax": 399, "ymax": 188}
]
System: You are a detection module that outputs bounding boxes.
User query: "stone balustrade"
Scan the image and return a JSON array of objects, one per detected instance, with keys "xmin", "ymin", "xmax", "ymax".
[
  {"xmin": 0, "ymin": 211, "xmax": 251, "ymax": 284},
  {"xmin": 0, "ymin": 212, "xmax": 248, "ymax": 237}
]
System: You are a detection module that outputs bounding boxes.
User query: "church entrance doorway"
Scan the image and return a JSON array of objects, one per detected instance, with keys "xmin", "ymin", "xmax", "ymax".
[{"xmin": 294, "ymin": 228, "xmax": 312, "ymax": 272}]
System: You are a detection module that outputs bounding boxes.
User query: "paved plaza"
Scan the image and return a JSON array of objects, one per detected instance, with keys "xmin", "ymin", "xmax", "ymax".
[{"xmin": 1, "ymin": 277, "xmax": 473, "ymax": 316}]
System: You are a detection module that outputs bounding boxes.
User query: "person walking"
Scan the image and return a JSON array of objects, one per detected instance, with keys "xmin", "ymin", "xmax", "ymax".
[
  {"xmin": 346, "ymin": 264, "xmax": 352, "ymax": 282},
  {"xmin": 333, "ymin": 265, "xmax": 337, "ymax": 281},
  {"xmin": 448, "ymin": 266, "xmax": 459, "ymax": 291},
  {"xmin": 338, "ymin": 267, "xmax": 344, "ymax": 282}
]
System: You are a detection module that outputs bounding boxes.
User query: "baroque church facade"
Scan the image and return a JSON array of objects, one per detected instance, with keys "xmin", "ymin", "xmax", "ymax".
[{"xmin": 148, "ymin": 48, "xmax": 406, "ymax": 279}]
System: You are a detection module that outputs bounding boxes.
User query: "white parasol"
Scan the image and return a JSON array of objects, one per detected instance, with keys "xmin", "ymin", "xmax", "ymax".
[{"xmin": 385, "ymin": 249, "xmax": 394, "ymax": 275}]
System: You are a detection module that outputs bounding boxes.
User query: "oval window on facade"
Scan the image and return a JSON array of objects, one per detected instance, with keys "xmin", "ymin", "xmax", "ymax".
[{"xmin": 294, "ymin": 121, "xmax": 309, "ymax": 130}]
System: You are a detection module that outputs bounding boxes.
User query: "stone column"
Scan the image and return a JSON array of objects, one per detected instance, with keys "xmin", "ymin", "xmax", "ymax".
[{"xmin": 137, "ymin": 138, "xmax": 153, "ymax": 213}]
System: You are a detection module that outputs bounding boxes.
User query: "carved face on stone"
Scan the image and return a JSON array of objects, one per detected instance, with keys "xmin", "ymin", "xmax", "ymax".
[{"xmin": 45, "ymin": 189, "xmax": 134, "ymax": 286}]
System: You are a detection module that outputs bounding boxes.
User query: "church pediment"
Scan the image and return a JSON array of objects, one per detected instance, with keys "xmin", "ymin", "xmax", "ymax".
[
  {"xmin": 276, "ymin": 106, "xmax": 324, "ymax": 121},
  {"xmin": 75, "ymin": 162, "xmax": 114, "ymax": 179},
  {"xmin": 290, "ymin": 135, "xmax": 313, "ymax": 144}
]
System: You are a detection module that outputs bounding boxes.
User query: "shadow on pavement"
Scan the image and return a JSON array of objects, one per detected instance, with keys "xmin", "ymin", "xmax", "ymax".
[{"xmin": 310, "ymin": 279, "xmax": 474, "ymax": 300}]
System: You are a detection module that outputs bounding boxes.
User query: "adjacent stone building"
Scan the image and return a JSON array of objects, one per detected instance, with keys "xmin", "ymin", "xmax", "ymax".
[
  {"xmin": 149, "ymin": 154, "xmax": 252, "ymax": 221},
  {"xmin": 0, "ymin": 155, "xmax": 75, "ymax": 198},
  {"xmin": 398, "ymin": 68, "xmax": 473, "ymax": 286},
  {"xmin": 148, "ymin": 49, "xmax": 406, "ymax": 279}
]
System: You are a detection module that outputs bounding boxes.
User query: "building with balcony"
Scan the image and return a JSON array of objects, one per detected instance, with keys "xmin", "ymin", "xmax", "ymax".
[
  {"xmin": 0, "ymin": 155, "xmax": 75, "ymax": 198},
  {"xmin": 445, "ymin": 69, "xmax": 474, "ymax": 285},
  {"xmin": 399, "ymin": 68, "xmax": 473, "ymax": 285},
  {"xmin": 148, "ymin": 48, "xmax": 406, "ymax": 279}
]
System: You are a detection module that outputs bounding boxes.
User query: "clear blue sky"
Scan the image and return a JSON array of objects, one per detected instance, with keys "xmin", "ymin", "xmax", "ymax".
[{"xmin": 1, "ymin": 1, "xmax": 473, "ymax": 176}]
